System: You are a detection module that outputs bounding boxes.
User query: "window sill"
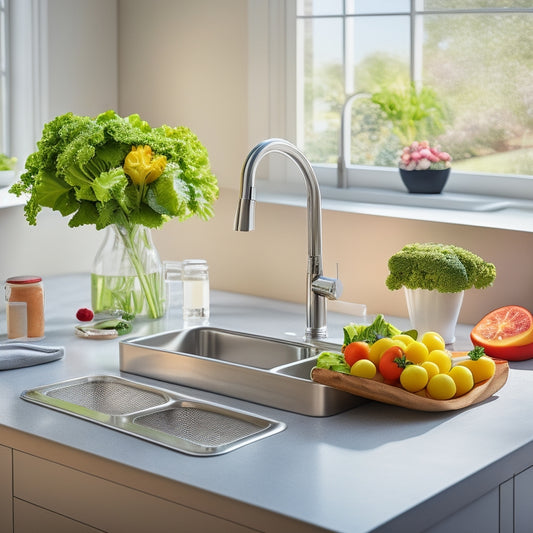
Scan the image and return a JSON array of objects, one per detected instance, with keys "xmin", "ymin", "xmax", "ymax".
[
  {"xmin": 0, "ymin": 186, "xmax": 25, "ymax": 209},
  {"xmin": 256, "ymin": 181, "xmax": 533, "ymax": 233}
]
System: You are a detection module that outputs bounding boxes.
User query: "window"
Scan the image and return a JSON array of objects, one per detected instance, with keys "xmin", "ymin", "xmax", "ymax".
[
  {"xmin": 4, "ymin": 0, "xmax": 48, "ymax": 172},
  {"xmin": 250, "ymin": 1, "xmax": 533, "ymax": 202},
  {"xmin": 0, "ymin": 0, "xmax": 8, "ymax": 155}
]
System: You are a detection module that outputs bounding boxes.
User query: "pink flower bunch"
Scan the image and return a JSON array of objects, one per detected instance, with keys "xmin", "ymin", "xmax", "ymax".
[{"xmin": 399, "ymin": 141, "xmax": 452, "ymax": 171}]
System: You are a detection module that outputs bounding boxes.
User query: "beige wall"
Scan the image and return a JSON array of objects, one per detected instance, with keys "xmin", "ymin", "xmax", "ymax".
[
  {"xmin": 150, "ymin": 191, "xmax": 532, "ymax": 325},
  {"xmin": 1, "ymin": 0, "xmax": 530, "ymax": 328}
]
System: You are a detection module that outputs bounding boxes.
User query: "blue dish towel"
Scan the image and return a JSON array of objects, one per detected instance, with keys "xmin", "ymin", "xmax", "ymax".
[{"xmin": 0, "ymin": 343, "xmax": 64, "ymax": 370}]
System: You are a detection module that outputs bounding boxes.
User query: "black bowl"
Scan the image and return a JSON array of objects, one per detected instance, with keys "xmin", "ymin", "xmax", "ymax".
[{"xmin": 399, "ymin": 168, "xmax": 451, "ymax": 194}]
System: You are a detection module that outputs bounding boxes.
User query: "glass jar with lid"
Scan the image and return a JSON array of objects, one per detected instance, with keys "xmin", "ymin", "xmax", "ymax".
[
  {"xmin": 5, "ymin": 276, "xmax": 45, "ymax": 339},
  {"xmin": 182, "ymin": 259, "xmax": 209, "ymax": 321}
]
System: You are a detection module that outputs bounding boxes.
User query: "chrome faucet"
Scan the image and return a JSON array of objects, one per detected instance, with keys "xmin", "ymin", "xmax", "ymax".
[
  {"xmin": 337, "ymin": 92, "xmax": 371, "ymax": 188},
  {"xmin": 234, "ymin": 138, "xmax": 342, "ymax": 340}
]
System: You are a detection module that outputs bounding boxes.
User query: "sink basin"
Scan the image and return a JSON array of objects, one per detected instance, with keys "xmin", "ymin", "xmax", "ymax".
[{"xmin": 119, "ymin": 327, "xmax": 364, "ymax": 417}]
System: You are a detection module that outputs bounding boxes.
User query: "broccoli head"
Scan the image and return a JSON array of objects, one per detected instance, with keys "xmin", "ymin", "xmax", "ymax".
[{"xmin": 386, "ymin": 243, "xmax": 496, "ymax": 293}]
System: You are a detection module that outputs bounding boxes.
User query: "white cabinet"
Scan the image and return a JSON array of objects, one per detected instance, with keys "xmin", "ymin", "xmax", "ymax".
[{"xmin": 0, "ymin": 445, "xmax": 13, "ymax": 533}]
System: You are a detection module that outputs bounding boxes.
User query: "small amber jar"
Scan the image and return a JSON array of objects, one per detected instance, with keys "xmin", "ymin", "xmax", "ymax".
[{"xmin": 5, "ymin": 276, "xmax": 45, "ymax": 339}]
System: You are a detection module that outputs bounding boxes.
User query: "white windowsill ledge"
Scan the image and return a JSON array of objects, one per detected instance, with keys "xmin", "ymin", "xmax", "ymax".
[
  {"xmin": 0, "ymin": 186, "xmax": 25, "ymax": 208},
  {"xmin": 256, "ymin": 183, "xmax": 533, "ymax": 233}
]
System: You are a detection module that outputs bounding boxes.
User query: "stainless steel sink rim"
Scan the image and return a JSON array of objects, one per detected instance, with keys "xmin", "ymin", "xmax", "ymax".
[
  {"xmin": 21, "ymin": 375, "xmax": 286, "ymax": 456},
  {"xmin": 120, "ymin": 326, "xmax": 364, "ymax": 416}
]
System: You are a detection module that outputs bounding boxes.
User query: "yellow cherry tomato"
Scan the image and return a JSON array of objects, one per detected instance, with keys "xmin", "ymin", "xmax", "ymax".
[
  {"xmin": 404, "ymin": 341, "xmax": 429, "ymax": 365},
  {"xmin": 448, "ymin": 365, "xmax": 474, "ymax": 397},
  {"xmin": 421, "ymin": 361, "xmax": 440, "ymax": 381},
  {"xmin": 392, "ymin": 334, "xmax": 415, "ymax": 347},
  {"xmin": 391, "ymin": 339, "xmax": 408, "ymax": 352},
  {"xmin": 420, "ymin": 331, "xmax": 446, "ymax": 352},
  {"xmin": 427, "ymin": 349, "xmax": 453, "ymax": 373},
  {"xmin": 350, "ymin": 359, "xmax": 377, "ymax": 379},
  {"xmin": 400, "ymin": 364, "xmax": 428, "ymax": 393},
  {"xmin": 458, "ymin": 357, "xmax": 496, "ymax": 383},
  {"xmin": 368, "ymin": 337, "xmax": 396, "ymax": 365},
  {"xmin": 427, "ymin": 374, "xmax": 456, "ymax": 400}
]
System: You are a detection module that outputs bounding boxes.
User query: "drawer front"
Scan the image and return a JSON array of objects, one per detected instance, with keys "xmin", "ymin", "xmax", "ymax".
[
  {"xmin": 14, "ymin": 499, "xmax": 102, "ymax": 533},
  {"xmin": 0, "ymin": 445, "xmax": 13, "ymax": 533},
  {"xmin": 14, "ymin": 451, "xmax": 257, "ymax": 533}
]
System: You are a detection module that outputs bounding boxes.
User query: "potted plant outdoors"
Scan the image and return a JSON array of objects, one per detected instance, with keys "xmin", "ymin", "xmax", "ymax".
[
  {"xmin": 399, "ymin": 140, "xmax": 452, "ymax": 194},
  {"xmin": 0, "ymin": 153, "xmax": 17, "ymax": 187},
  {"xmin": 371, "ymin": 82, "xmax": 452, "ymax": 191},
  {"xmin": 386, "ymin": 243, "xmax": 496, "ymax": 344}
]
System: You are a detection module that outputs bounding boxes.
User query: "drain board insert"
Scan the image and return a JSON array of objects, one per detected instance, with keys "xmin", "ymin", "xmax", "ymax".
[{"xmin": 21, "ymin": 375, "xmax": 286, "ymax": 456}]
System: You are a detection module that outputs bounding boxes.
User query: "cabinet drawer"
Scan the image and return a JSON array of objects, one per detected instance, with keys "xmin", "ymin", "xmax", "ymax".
[
  {"xmin": 0, "ymin": 445, "xmax": 13, "ymax": 533},
  {"xmin": 14, "ymin": 451, "xmax": 256, "ymax": 533},
  {"xmin": 14, "ymin": 499, "xmax": 102, "ymax": 533},
  {"xmin": 515, "ymin": 465, "xmax": 533, "ymax": 533}
]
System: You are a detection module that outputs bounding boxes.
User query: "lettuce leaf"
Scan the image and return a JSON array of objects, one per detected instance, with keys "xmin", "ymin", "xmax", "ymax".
[{"xmin": 343, "ymin": 314, "xmax": 402, "ymax": 345}]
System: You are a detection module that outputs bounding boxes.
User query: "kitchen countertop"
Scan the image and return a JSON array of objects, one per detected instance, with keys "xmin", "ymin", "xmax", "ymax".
[{"xmin": 1, "ymin": 273, "xmax": 532, "ymax": 532}]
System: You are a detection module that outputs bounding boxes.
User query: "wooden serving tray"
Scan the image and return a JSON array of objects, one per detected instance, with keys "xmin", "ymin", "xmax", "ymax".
[{"xmin": 311, "ymin": 354, "xmax": 509, "ymax": 412}]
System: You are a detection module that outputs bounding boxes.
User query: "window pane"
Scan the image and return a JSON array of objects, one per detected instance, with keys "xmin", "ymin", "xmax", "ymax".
[
  {"xmin": 295, "ymin": 4, "xmax": 533, "ymax": 177},
  {"xmin": 423, "ymin": 0, "xmax": 533, "ymax": 9},
  {"xmin": 298, "ymin": 17, "xmax": 343, "ymax": 163},
  {"xmin": 423, "ymin": 12, "xmax": 533, "ymax": 175},
  {"xmin": 297, "ymin": 0, "xmax": 343, "ymax": 16},
  {"xmin": 347, "ymin": 16, "xmax": 410, "ymax": 165},
  {"xmin": 348, "ymin": 15, "xmax": 410, "ymax": 92},
  {"xmin": 346, "ymin": 0, "xmax": 410, "ymax": 14}
]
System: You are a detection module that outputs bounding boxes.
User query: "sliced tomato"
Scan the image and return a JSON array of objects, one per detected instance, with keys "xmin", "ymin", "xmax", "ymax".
[{"xmin": 471, "ymin": 305, "xmax": 533, "ymax": 348}]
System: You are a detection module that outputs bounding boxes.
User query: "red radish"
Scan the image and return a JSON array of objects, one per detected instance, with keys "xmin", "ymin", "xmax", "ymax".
[{"xmin": 76, "ymin": 308, "xmax": 94, "ymax": 322}]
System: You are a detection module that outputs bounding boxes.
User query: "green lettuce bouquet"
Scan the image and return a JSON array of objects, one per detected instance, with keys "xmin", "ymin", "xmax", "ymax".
[
  {"xmin": 10, "ymin": 110, "xmax": 218, "ymax": 318},
  {"xmin": 10, "ymin": 110, "xmax": 218, "ymax": 229}
]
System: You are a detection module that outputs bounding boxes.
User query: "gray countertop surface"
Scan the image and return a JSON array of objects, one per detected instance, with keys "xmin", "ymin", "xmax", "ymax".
[{"xmin": 0, "ymin": 273, "xmax": 532, "ymax": 533}]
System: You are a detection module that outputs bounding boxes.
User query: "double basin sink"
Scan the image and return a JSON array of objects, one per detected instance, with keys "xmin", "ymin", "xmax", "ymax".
[{"xmin": 119, "ymin": 326, "xmax": 363, "ymax": 417}]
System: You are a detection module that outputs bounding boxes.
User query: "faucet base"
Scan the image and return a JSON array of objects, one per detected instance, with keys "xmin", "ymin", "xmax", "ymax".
[{"xmin": 305, "ymin": 326, "xmax": 328, "ymax": 341}]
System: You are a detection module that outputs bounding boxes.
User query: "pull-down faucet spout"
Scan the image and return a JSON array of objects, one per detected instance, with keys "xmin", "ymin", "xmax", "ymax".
[
  {"xmin": 234, "ymin": 138, "xmax": 342, "ymax": 340},
  {"xmin": 337, "ymin": 92, "xmax": 371, "ymax": 188}
]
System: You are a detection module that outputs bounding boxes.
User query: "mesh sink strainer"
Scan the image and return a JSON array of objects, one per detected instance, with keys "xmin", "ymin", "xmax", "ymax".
[{"xmin": 21, "ymin": 375, "xmax": 285, "ymax": 456}]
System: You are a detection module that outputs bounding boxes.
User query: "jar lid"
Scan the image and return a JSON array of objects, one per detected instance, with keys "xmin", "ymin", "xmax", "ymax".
[
  {"xmin": 6, "ymin": 275, "xmax": 42, "ymax": 284},
  {"xmin": 183, "ymin": 259, "xmax": 207, "ymax": 265}
]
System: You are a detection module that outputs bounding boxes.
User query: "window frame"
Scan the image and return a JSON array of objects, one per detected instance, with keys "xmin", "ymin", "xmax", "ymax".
[
  {"xmin": 0, "ymin": 0, "xmax": 9, "ymax": 154},
  {"xmin": 248, "ymin": 0, "xmax": 533, "ymax": 204},
  {"xmin": 5, "ymin": 0, "xmax": 48, "ymax": 172}
]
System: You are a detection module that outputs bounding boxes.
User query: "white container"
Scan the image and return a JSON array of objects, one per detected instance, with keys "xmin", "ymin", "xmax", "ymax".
[
  {"xmin": 404, "ymin": 288, "xmax": 464, "ymax": 345},
  {"xmin": 182, "ymin": 260, "xmax": 209, "ymax": 321}
]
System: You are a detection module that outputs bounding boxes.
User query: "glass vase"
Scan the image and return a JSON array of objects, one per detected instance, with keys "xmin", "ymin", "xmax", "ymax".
[{"xmin": 91, "ymin": 224, "xmax": 166, "ymax": 319}]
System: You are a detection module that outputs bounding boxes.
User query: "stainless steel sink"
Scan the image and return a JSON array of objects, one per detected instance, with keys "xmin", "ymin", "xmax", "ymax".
[{"xmin": 119, "ymin": 327, "xmax": 364, "ymax": 417}]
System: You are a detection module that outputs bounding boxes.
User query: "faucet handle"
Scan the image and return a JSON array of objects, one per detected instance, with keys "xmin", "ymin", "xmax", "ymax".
[{"xmin": 312, "ymin": 276, "xmax": 343, "ymax": 300}]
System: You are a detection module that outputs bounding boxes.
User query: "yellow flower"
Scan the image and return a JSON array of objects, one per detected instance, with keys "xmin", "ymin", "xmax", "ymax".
[{"xmin": 124, "ymin": 145, "xmax": 167, "ymax": 186}]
